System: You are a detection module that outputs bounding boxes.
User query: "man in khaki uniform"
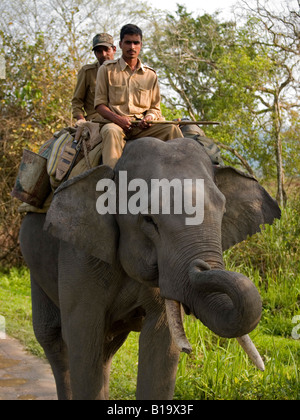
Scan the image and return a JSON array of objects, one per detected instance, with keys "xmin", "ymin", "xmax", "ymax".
[
  {"xmin": 94, "ymin": 24, "xmax": 183, "ymax": 168},
  {"xmin": 72, "ymin": 33, "xmax": 116, "ymax": 124}
]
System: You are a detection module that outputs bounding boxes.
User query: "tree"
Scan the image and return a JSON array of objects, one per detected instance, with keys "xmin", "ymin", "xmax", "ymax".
[
  {"xmin": 0, "ymin": 0, "xmax": 152, "ymax": 69},
  {"xmin": 145, "ymin": 2, "xmax": 300, "ymax": 206},
  {"xmin": 236, "ymin": 0, "xmax": 300, "ymax": 205},
  {"xmin": 0, "ymin": 0, "xmax": 155, "ymax": 266},
  {"xmin": 144, "ymin": 7, "xmax": 266, "ymax": 171},
  {"xmin": 0, "ymin": 32, "xmax": 76, "ymax": 265},
  {"xmin": 144, "ymin": 7, "xmax": 233, "ymax": 120}
]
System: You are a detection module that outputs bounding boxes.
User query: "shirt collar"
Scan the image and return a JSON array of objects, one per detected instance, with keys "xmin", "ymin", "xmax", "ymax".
[{"xmin": 119, "ymin": 57, "xmax": 146, "ymax": 72}]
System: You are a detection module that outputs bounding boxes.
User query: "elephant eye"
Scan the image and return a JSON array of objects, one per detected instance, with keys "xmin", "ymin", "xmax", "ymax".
[{"xmin": 143, "ymin": 215, "xmax": 159, "ymax": 233}]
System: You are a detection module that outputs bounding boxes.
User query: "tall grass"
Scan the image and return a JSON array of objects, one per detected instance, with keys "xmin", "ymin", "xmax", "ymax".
[
  {"xmin": 0, "ymin": 200, "xmax": 299, "ymax": 399},
  {"xmin": 170, "ymin": 198, "xmax": 300, "ymax": 400}
]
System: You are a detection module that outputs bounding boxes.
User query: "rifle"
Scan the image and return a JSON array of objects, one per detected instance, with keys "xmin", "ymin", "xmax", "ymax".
[{"xmin": 130, "ymin": 120, "xmax": 221, "ymax": 126}]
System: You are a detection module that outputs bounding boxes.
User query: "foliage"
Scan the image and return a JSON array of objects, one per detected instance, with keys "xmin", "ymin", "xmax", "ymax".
[
  {"xmin": 0, "ymin": 0, "xmax": 299, "ymax": 249},
  {"xmin": 234, "ymin": 0, "xmax": 300, "ymax": 205},
  {"xmin": 0, "ymin": 32, "xmax": 76, "ymax": 266},
  {"xmin": 114, "ymin": 198, "xmax": 300, "ymax": 399},
  {"xmin": 144, "ymin": 1, "xmax": 300, "ymax": 203},
  {"xmin": 0, "ymin": 200, "xmax": 299, "ymax": 399},
  {"xmin": 0, "ymin": 0, "xmax": 152, "ymax": 67},
  {"xmin": 144, "ymin": 8, "xmax": 232, "ymax": 120},
  {"xmin": 0, "ymin": 32, "xmax": 75, "ymax": 131},
  {"xmin": 0, "ymin": 0, "xmax": 298, "ymax": 398},
  {"xmin": 0, "ymin": 0, "xmax": 156, "ymax": 266},
  {"xmin": 0, "ymin": 0, "xmax": 299, "ymax": 265},
  {"xmin": 0, "ymin": 267, "xmax": 40, "ymax": 356}
]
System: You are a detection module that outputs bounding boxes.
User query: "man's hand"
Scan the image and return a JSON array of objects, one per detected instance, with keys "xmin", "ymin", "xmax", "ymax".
[
  {"xmin": 95, "ymin": 104, "xmax": 133, "ymax": 132},
  {"xmin": 138, "ymin": 114, "xmax": 154, "ymax": 129},
  {"xmin": 75, "ymin": 116, "xmax": 86, "ymax": 127},
  {"xmin": 115, "ymin": 115, "xmax": 133, "ymax": 132}
]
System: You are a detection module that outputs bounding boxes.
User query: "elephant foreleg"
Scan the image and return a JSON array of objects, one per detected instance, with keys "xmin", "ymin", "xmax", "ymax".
[
  {"xmin": 102, "ymin": 331, "xmax": 130, "ymax": 399},
  {"xmin": 60, "ymin": 306, "xmax": 107, "ymax": 400},
  {"xmin": 136, "ymin": 312, "xmax": 180, "ymax": 400},
  {"xmin": 31, "ymin": 276, "xmax": 71, "ymax": 400}
]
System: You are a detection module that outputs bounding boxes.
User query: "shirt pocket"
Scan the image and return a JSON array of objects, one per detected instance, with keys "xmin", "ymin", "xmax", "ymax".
[
  {"xmin": 133, "ymin": 88, "xmax": 151, "ymax": 109},
  {"xmin": 109, "ymin": 85, "xmax": 127, "ymax": 105}
]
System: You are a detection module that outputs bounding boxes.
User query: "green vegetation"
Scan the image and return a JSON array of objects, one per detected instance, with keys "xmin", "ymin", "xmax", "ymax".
[
  {"xmin": 1, "ymin": 0, "xmax": 299, "ymax": 266},
  {"xmin": 1, "ymin": 199, "xmax": 299, "ymax": 399},
  {"xmin": 0, "ymin": 0, "xmax": 299, "ymax": 401},
  {"xmin": 172, "ymin": 198, "xmax": 300, "ymax": 400},
  {"xmin": 0, "ymin": 267, "xmax": 40, "ymax": 356}
]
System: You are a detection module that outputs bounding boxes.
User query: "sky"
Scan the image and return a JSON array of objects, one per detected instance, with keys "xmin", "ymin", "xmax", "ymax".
[
  {"xmin": 148, "ymin": 0, "xmax": 238, "ymax": 18},
  {"xmin": 148, "ymin": 0, "xmax": 298, "ymax": 18}
]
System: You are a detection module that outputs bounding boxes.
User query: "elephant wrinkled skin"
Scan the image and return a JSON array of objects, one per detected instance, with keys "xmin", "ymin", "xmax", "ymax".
[{"xmin": 19, "ymin": 137, "xmax": 281, "ymax": 400}]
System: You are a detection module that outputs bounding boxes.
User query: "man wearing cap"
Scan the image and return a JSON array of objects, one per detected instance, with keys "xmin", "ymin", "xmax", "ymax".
[
  {"xmin": 94, "ymin": 24, "xmax": 183, "ymax": 168},
  {"xmin": 72, "ymin": 33, "xmax": 116, "ymax": 124}
]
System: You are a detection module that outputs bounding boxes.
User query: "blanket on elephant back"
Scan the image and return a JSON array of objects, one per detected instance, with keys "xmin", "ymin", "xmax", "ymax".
[
  {"xmin": 38, "ymin": 136, "xmax": 57, "ymax": 159},
  {"xmin": 17, "ymin": 123, "xmax": 222, "ymax": 214},
  {"xmin": 180, "ymin": 123, "xmax": 224, "ymax": 166},
  {"xmin": 47, "ymin": 123, "xmax": 102, "ymax": 188},
  {"xmin": 47, "ymin": 132, "xmax": 75, "ymax": 179},
  {"xmin": 17, "ymin": 124, "xmax": 103, "ymax": 214}
]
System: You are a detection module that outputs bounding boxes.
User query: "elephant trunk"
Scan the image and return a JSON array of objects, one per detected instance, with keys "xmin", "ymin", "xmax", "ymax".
[
  {"xmin": 188, "ymin": 259, "xmax": 262, "ymax": 338},
  {"xmin": 165, "ymin": 299, "xmax": 265, "ymax": 371},
  {"xmin": 165, "ymin": 259, "xmax": 265, "ymax": 370}
]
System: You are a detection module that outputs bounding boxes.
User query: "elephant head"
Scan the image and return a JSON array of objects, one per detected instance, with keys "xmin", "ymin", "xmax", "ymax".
[{"xmin": 44, "ymin": 137, "xmax": 280, "ymax": 371}]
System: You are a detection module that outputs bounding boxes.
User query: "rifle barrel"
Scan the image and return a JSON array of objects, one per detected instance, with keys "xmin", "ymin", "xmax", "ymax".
[{"xmin": 130, "ymin": 120, "xmax": 220, "ymax": 126}]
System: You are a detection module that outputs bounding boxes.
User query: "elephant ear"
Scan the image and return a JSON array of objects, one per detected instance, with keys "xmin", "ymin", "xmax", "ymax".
[
  {"xmin": 214, "ymin": 166, "xmax": 281, "ymax": 251},
  {"xmin": 44, "ymin": 165, "xmax": 118, "ymax": 264}
]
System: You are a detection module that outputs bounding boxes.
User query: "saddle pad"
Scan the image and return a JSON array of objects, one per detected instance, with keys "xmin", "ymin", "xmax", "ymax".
[{"xmin": 47, "ymin": 132, "xmax": 74, "ymax": 177}]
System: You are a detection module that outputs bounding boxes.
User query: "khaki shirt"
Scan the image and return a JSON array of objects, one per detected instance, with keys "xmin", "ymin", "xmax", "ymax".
[
  {"xmin": 94, "ymin": 57, "xmax": 163, "ymax": 120},
  {"xmin": 72, "ymin": 62, "xmax": 100, "ymax": 121}
]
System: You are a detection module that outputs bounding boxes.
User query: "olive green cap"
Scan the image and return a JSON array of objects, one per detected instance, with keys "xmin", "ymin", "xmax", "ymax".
[{"xmin": 92, "ymin": 33, "xmax": 114, "ymax": 50}]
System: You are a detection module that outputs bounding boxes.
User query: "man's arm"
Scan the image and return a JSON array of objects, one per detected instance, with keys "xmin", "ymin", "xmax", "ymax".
[
  {"xmin": 95, "ymin": 63, "xmax": 155, "ymax": 131},
  {"xmin": 95, "ymin": 104, "xmax": 132, "ymax": 131},
  {"xmin": 95, "ymin": 104, "xmax": 153, "ymax": 130},
  {"xmin": 94, "ymin": 64, "xmax": 133, "ymax": 131},
  {"xmin": 72, "ymin": 67, "xmax": 87, "ymax": 122}
]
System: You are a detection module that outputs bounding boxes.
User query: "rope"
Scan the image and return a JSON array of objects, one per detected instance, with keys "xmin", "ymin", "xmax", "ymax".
[{"xmin": 82, "ymin": 139, "xmax": 92, "ymax": 170}]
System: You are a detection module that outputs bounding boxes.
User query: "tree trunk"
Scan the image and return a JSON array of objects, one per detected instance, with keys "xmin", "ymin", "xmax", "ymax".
[
  {"xmin": 275, "ymin": 129, "xmax": 285, "ymax": 207},
  {"xmin": 273, "ymin": 95, "xmax": 286, "ymax": 207}
]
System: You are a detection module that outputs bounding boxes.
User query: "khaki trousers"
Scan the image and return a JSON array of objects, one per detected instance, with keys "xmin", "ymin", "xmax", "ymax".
[{"xmin": 100, "ymin": 123, "xmax": 184, "ymax": 168}]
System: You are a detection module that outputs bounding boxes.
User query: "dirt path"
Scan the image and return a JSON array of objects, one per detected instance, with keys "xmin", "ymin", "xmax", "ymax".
[{"xmin": 0, "ymin": 336, "xmax": 57, "ymax": 400}]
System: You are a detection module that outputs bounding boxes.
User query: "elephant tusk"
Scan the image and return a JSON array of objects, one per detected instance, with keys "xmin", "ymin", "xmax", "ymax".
[
  {"xmin": 165, "ymin": 299, "xmax": 192, "ymax": 354},
  {"xmin": 236, "ymin": 335, "xmax": 265, "ymax": 371}
]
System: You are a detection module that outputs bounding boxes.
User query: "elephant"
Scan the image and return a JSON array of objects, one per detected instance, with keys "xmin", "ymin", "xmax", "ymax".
[{"xmin": 19, "ymin": 136, "xmax": 281, "ymax": 400}]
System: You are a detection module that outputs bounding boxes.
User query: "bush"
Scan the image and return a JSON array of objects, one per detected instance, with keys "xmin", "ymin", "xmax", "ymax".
[
  {"xmin": 224, "ymin": 198, "xmax": 300, "ymax": 340},
  {"xmin": 0, "ymin": 33, "xmax": 75, "ymax": 267},
  {"xmin": 1, "ymin": 202, "xmax": 299, "ymax": 399}
]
